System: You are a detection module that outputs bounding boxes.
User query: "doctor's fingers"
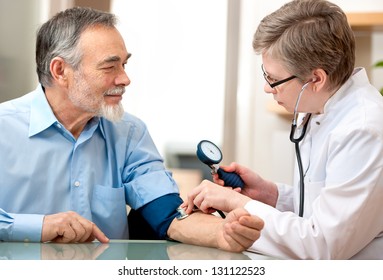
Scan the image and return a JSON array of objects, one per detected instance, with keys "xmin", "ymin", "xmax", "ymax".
[
  {"xmin": 223, "ymin": 211, "xmax": 262, "ymax": 249},
  {"xmin": 223, "ymin": 220, "xmax": 260, "ymax": 251},
  {"xmin": 211, "ymin": 173, "xmax": 225, "ymax": 186},
  {"xmin": 238, "ymin": 214, "xmax": 265, "ymax": 232},
  {"xmin": 194, "ymin": 185, "xmax": 235, "ymax": 213},
  {"xmin": 184, "ymin": 181, "xmax": 210, "ymax": 214}
]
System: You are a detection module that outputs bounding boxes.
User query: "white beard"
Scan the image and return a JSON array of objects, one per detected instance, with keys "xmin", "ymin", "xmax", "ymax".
[
  {"xmin": 69, "ymin": 69, "xmax": 126, "ymax": 123},
  {"xmin": 99, "ymin": 102, "xmax": 125, "ymax": 122}
]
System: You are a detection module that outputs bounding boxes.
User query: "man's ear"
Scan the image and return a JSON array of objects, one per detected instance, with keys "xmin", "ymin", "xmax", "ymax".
[{"xmin": 49, "ymin": 57, "xmax": 69, "ymax": 86}]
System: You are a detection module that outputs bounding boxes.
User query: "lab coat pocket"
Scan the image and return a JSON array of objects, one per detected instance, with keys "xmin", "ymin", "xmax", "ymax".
[
  {"xmin": 91, "ymin": 184, "xmax": 129, "ymax": 239},
  {"xmin": 304, "ymin": 179, "xmax": 325, "ymax": 216},
  {"xmin": 306, "ymin": 180, "xmax": 325, "ymax": 202}
]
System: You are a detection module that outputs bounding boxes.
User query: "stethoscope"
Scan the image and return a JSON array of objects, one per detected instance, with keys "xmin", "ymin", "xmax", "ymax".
[
  {"xmin": 194, "ymin": 81, "xmax": 314, "ymax": 218},
  {"xmin": 289, "ymin": 80, "xmax": 314, "ymax": 217}
]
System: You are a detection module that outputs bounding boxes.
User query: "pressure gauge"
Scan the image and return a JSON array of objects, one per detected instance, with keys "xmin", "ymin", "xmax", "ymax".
[
  {"xmin": 196, "ymin": 140, "xmax": 222, "ymax": 165},
  {"xmin": 196, "ymin": 140, "xmax": 244, "ymax": 189}
]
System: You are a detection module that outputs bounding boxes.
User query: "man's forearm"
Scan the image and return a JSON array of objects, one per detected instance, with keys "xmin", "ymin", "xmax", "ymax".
[{"xmin": 167, "ymin": 211, "xmax": 220, "ymax": 248}]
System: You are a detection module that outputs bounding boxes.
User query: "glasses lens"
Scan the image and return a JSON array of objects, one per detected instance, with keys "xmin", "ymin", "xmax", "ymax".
[{"xmin": 261, "ymin": 64, "xmax": 296, "ymax": 88}]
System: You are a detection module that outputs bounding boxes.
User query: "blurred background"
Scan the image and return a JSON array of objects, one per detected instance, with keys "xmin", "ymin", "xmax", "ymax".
[{"xmin": 1, "ymin": 0, "xmax": 382, "ymax": 196}]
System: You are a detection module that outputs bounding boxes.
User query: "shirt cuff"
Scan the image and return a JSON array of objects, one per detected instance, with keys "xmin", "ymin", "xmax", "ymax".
[{"xmin": 12, "ymin": 214, "xmax": 44, "ymax": 242}]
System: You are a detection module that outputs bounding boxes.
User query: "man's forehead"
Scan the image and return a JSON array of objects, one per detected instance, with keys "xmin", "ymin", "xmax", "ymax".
[
  {"xmin": 97, "ymin": 53, "xmax": 132, "ymax": 66},
  {"xmin": 78, "ymin": 26, "xmax": 129, "ymax": 61}
]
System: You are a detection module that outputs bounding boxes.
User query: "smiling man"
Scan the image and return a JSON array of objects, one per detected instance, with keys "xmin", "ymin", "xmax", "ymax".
[{"xmin": 0, "ymin": 7, "xmax": 264, "ymax": 252}]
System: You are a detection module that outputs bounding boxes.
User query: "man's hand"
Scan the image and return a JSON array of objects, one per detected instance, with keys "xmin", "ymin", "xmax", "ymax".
[
  {"xmin": 217, "ymin": 208, "xmax": 264, "ymax": 252},
  {"xmin": 41, "ymin": 211, "xmax": 109, "ymax": 243}
]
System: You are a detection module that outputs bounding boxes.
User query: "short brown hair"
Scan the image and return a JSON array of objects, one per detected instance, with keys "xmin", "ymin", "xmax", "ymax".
[{"xmin": 253, "ymin": 0, "xmax": 355, "ymax": 91}]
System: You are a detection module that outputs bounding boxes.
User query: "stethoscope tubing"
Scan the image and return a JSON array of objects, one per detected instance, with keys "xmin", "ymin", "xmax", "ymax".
[
  {"xmin": 290, "ymin": 113, "xmax": 311, "ymax": 217},
  {"xmin": 289, "ymin": 81, "xmax": 312, "ymax": 217}
]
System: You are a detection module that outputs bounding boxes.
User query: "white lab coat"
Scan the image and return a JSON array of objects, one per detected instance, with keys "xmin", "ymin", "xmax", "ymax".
[{"xmin": 245, "ymin": 68, "xmax": 383, "ymax": 259}]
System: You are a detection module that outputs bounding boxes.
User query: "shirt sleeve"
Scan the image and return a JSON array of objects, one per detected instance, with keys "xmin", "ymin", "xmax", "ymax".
[
  {"xmin": 0, "ymin": 209, "xmax": 44, "ymax": 242},
  {"xmin": 121, "ymin": 119, "xmax": 180, "ymax": 210}
]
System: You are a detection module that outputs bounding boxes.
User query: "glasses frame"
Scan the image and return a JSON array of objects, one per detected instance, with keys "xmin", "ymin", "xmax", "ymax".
[{"xmin": 261, "ymin": 64, "xmax": 296, "ymax": 88}]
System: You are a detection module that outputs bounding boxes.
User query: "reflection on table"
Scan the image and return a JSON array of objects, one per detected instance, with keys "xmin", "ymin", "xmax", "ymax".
[{"xmin": 0, "ymin": 240, "xmax": 276, "ymax": 260}]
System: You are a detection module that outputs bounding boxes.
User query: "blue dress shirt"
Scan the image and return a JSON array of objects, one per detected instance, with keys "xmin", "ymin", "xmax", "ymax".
[{"xmin": 0, "ymin": 85, "xmax": 181, "ymax": 242}]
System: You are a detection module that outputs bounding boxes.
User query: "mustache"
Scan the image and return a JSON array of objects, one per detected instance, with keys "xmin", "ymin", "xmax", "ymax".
[{"xmin": 104, "ymin": 87, "xmax": 125, "ymax": 96}]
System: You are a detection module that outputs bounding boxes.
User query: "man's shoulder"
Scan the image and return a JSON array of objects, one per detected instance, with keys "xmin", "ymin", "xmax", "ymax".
[
  {"xmin": 0, "ymin": 91, "xmax": 36, "ymax": 117},
  {"xmin": 101, "ymin": 112, "xmax": 148, "ymax": 134}
]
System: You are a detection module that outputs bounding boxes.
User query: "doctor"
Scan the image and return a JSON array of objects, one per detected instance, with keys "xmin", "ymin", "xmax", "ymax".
[{"xmin": 182, "ymin": 0, "xmax": 383, "ymax": 259}]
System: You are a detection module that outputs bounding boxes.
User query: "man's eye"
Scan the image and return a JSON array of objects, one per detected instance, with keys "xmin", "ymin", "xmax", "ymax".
[{"xmin": 101, "ymin": 66, "xmax": 116, "ymax": 72}]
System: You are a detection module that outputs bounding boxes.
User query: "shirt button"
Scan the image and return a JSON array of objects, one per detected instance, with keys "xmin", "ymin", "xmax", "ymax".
[
  {"xmin": 74, "ymin": 181, "xmax": 81, "ymax": 187},
  {"xmin": 24, "ymin": 238, "xmax": 30, "ymax": 242}
]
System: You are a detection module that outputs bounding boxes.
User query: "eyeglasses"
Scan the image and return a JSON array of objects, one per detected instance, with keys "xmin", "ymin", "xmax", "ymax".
[{"xmin": 261, "ymin": 64, "xmax": 296, "ymax": 88}]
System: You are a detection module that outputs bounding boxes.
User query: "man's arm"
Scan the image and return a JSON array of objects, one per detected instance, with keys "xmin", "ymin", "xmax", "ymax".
[
  {"xmin": 0, "ymin": 209, "xmax": 44, "ymax": 242},
  {"xmin": 167, "ymin": 208, "xmax": 264, "ymax": 253}
]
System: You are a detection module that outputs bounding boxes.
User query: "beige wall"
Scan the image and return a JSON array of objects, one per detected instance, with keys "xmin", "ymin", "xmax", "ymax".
[{"xmin": 0, "ymin": 0, "xmax": 41, "ymax": 102}]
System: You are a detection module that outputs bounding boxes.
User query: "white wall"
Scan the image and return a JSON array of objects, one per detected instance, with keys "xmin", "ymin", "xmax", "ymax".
[{"xmin": 111, "ymin": 0, "xmax": 228, "ymax": 162}]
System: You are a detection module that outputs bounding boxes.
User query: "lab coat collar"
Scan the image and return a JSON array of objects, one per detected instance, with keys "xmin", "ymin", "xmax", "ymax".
[{"xmin": 311, "ymin": 67, "xmax": 367, "ymax": 123}]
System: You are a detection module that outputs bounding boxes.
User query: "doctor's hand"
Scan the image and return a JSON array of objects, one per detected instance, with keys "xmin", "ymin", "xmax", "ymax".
[
  {"xmin": 218, "ymin": 208, "xmax": 264, "ymax": 252},
  {"xmin": 213, "ymin": 162, "xmax": 279, "ymax": 207},
  {"xmin": 182, "ymin": 180, "xmax": 251, "ymax": 215},
  {"xmin": 41, "ymin": 211, "xmax": 109, "ymax": 243}
]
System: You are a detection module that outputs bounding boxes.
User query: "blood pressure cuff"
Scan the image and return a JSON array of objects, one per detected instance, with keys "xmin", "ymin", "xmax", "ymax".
[{"xmin": 132, "ymin": 193, "xmax": 183, "ymax": 240}]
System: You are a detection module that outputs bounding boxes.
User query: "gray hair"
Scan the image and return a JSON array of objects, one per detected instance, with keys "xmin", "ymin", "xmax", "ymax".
[
  {"xmin": 253, "ymin": 0, "xmax": 355, "ymax": 91},
  {"xmin": 36, "ymin": 7, "xmax": 117, "ymax": 87}
]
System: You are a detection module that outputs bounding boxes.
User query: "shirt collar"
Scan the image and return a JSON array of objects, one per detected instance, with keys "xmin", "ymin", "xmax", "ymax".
[
  {"xmin": 28, "ymin": 84, "xmax": 106, "ymax": 139},
  {"xmin": 29, "ymin": 85, "xmax": 59, "ymax": 137}
]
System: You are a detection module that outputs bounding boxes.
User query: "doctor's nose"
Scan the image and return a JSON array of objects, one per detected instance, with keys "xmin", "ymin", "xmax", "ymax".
[{"xmin": 264, "ymin": 83, "xmax": 277, "ymax": 94}]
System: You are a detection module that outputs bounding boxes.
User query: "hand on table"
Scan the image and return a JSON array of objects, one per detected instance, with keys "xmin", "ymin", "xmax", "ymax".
[{"xmin": 41, "ymin": 211, "xmax": 109, "ymax": 243}]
